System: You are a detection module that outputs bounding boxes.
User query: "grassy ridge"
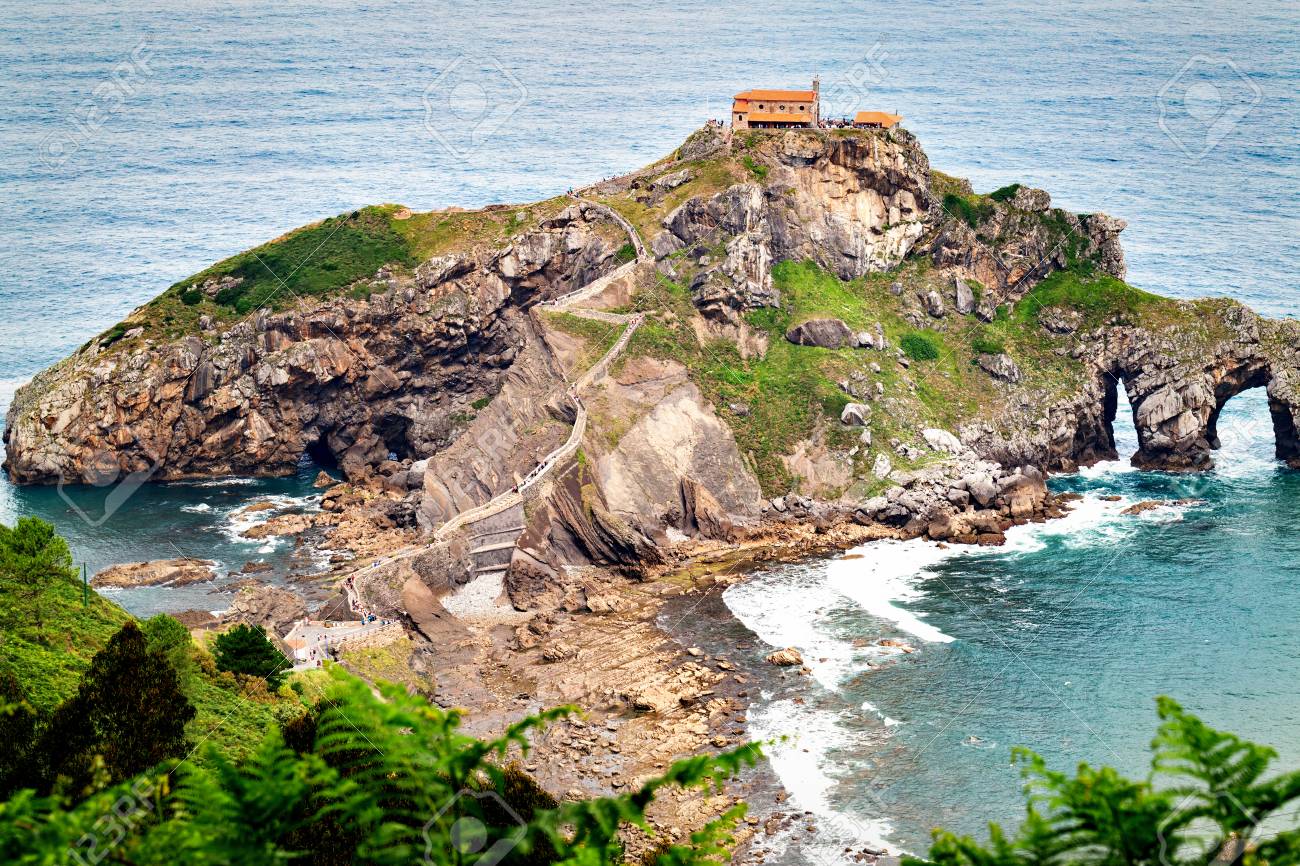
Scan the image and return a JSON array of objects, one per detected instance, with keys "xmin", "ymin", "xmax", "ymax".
[
  {"xmin": 616, "ymin": 253, "xmax": 1198, "ymax": 497},
  {"xmin": 1, "ymin": 565, "xmax": 302, "ymax": 764}
]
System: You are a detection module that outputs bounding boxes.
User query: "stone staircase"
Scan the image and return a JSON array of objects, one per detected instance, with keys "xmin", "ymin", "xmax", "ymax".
[{"xmin": 342, "ymin": 198, "xmax": 649, "ymax": 616}]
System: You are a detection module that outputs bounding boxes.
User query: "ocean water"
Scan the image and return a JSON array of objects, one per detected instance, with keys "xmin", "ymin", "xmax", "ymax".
[
  {"xmin": 724, "ymin": 391, "xmax": 1300, "ymax": 854},
  {"xmin": 1, "ymin": 0, "xmax": 1298, "ymax": 852}
]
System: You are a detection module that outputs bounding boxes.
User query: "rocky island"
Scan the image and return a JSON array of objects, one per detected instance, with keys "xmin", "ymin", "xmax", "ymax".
[{"xmin": 6, "ymin": 123, "xmax": 1300, "ymax": 852}]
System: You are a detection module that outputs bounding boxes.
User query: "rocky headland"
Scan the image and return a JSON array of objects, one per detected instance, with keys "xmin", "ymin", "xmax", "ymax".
[{"xmin": 7, "ymin": 123, "xmax": 1300, "ymax": 846}]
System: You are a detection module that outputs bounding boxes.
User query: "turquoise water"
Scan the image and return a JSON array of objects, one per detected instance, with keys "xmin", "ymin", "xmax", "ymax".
[
  {"xmin": 724, "ymin": 390, "xmax": 1300, "ymax": 855},
  {"xmin": 2, "ymin": 0, "xmax": 1299, "ymax": 852}
]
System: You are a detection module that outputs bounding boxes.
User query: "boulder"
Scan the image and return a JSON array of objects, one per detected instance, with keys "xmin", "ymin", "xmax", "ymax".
[
  {"xmin": 765, "ymin": 647, "xmax": 804, "ymax": 666},
  {"xmin": 651, "ymin": 168, "xmax": 693, "ymax": 192},
  {"xmin": 976, "ymin": 353, "xmax": 1023, "ymax": 383},
  {"xmin": 954, "ymin": 279, "xmax": 976, "ymax": 315},
  {"xmin": 871, "ymin": 453, "xmax": 893, "ymax": 478},
  {"xmin": 925, "ymin": 291, "xmax": 946, "ymax": 318},
  {"xmin": 922, "ymin": 428, "xmax": 964, "ymax": 454},
  {"xmin": 313, "ymin": 470, "xmax": 337, "ymax": 488},
  {"xmin": 785, "ymin": 318, "xmax": 855, "ymax": 349},
  {"xmin": 840, "ymin": 402, "xmax": 872, "ymax": 426},
  {"xmin": 651, "ymin": 231, "xmax": 685, "ymax": 259}
]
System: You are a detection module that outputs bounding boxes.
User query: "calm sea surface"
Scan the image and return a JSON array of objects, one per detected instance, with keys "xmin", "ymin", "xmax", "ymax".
[{"xmin": 2, "ymin": 0, "xmax": 1297, "ymax": 854}]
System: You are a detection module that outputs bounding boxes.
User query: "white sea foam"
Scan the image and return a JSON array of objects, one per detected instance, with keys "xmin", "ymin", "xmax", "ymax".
[
  {"xmin": 723, "ymin": 562, "xmax": 861, "ymax": 690},
  {"xmin": 826, "ymin": 540, "xmax": 957, "ymax": 645},
  {"xmin": 181, "ymin": 502, "xmax": 212, "ymax": 513},
  {"xmin": 218, "ymin": 492, "xmax": 320, "ymax": 544},
  {"xmin": 725, "ymin": 489, "xmax": 1163, "ymax": 859},
  {"xmin": 748, "ymin": 695, "xmax": 897, "ymax": 858}
]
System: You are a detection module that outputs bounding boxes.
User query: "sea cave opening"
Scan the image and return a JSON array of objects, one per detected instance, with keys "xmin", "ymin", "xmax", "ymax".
[
  {"xmin": 303, "ymin": 433, "xmax": 339, "ymax": 471},
  {"xmin": 1101, "ymin": 373, "xmax": 1140, "ymax": 464}
]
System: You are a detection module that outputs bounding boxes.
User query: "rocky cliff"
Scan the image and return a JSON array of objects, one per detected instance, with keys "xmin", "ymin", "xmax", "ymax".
[{"xmin": 8, "ymin": 125, "xmax": 1300, "ymax": 605}]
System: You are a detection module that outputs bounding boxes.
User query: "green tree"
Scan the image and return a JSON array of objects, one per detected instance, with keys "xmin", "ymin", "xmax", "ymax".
[
  {"xmin": 143, "ymin": 613, "xmax": 196, "ymax": 688},
  {"xmin": 0, "ymin": 517, "xmax": 76, "ymax": 628},
  {"xmin": 38, "ymin": 621, "xmax": 195, "ymax": 796},
  {"xmin": 0, "ymin": 671, "xmax": 41, "ymax": 798},
  {"xmin": 213, "ymin": 623, "xmax": 291, "ymax": 689}
]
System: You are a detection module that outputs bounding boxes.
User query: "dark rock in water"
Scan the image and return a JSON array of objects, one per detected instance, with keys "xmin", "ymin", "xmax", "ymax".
[
  {"xmin": 240, "ymin": 560, "xmax": 273, "ymax": 574},
  {"xmin": 785, "ymin": 318, "xmax": 855, "ymax": 349},
  {"xmin": 313, "ymin": 470, "xmax": 337, "ymax": 488}
]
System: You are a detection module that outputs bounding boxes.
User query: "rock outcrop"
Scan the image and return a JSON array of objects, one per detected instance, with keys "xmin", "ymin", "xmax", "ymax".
[
  {"xmin": 91, "ymin": 558, "xmax": 217, "ymax": 588},
  {"xmin": 3, "ymin": 206, "xmax": 623, "ymax": 485}
]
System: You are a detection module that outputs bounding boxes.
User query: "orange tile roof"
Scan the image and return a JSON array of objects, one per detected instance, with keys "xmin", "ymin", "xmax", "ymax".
[
  {"xmin": 744, "ymin": 112, "xmax": 813, "ymax": 123},
  {"xmin": 735, "ymin": 89, "xmax": 817, "ymax": 102},
  {"xmin": 854, "ymin": 111, "xmax": 903, "ymax": 127}
]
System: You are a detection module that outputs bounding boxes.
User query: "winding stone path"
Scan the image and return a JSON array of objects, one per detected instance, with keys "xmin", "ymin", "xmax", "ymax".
[{"xmin": 338, "ymin": 196, "xmax": 651, "ymax": 615}]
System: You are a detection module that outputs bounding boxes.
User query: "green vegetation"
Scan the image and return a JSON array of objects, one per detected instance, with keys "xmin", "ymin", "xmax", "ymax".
[
  {"xmin": 542, "ymin": 310, "xmax": 625, "ymax": 373},
  {"xmin": 901, "ymin": 331, "xmax": 942, "ymax": 361},
  {"xmin": 0, "ymin": 519, "xmax": 761, "ymax": 864},
  {"xmin": 929, "ymin": 169, "xmax": 973, "ymax": 199},
  {"xmin": 1, "ymin": 667, "xmax": 758, "ymax": 865},
  {"xmin": 213, "ymin": 624, "xmax": 292, "ymax": 690},
  {"xmin": 741, "ymin": 154, "xmax": 768, "ymax": 181},
  {"xmin": 942, "ymin": 192, "xmax": 996, "ymax": 228},
  {"xmin": 172, "ymin": 206, "xmax": 416, "ymax": 315},
  {"xmin": 0, "ymin": 519, "xmax": 306, "ymax": 767},
  {"xmin": 1015, "ymin": 265, "xmax": 1170, "ymax": 328},
  {"xmin": 0, "ymin": 519, "xmax": 129, "ymax": 712},
  {"xmin": 910, "ymin": 697, "xmax": 1300, "ymax": 866},
  {"xmin": 988, "ymin": 182, "xmax": 1023, "ymax": 203},
  {"xmin": 970, "ymin": 330, "xmax": 1006, "ymax": 356},
  {"xmin": 615, "ymin": 241, "xmax": 637, "ymax": 263}
]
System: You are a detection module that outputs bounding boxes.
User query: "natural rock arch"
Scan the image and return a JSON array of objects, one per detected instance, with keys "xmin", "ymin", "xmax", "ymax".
[{"xmin": 1117, "ymin": 357, "xmax": 1300, "ymax": 472}]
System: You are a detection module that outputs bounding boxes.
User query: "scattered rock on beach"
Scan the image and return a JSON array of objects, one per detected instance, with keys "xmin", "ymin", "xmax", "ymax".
[{"xmin": 765, "ymin": 647, "xmax": 804, "ymax": 666}]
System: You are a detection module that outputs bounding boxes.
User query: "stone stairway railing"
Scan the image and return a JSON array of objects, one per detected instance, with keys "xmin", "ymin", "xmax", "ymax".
[
  {"xmin": 570, "ymin": 196, "xmax": 651, "ymax": 262},
  {"xmin": 433, "ymin": 310, "xmax": 643, "ymax": 540},
  {"xmin": 539, "ymin": 259, "xmax": 639, "ymax": 311}
]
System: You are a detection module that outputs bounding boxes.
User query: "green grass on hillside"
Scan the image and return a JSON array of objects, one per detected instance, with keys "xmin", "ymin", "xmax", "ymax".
[
  {"xmin": 614, "ymin": 257, "xmax": 1157, "ymax": 496},
  {"xmin": 173, "ymin": 206, "xmax": 416, "ymax": 315},
  {"xmin": 0, "ymin": 563, "xmax": 306, "ymax": 765},
  {"xmin": 1014, "ymin": 266, "xmax": 1170, "ymax": 328},
  {"xmin": 542, "ymin": 311, "xmax": 626, "ymax": 374},
  {"xmin": 942, "ymin": 192, "xmax": 996, "ymax": 228},
  {"xmin": 0, "ymin": 574, "xmax": 128, "ymax": 713}
]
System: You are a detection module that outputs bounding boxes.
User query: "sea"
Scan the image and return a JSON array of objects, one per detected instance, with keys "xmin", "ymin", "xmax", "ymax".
[{"xmin": 1, "ymin": 0, "xmax": 1297, "ymax": 856}]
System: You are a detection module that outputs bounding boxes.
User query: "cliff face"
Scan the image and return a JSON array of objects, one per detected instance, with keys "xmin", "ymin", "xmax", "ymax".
[
  {"xmin": 3, "ymin": 204, "xmax": 622, "ymax": 484},
  {"xmin": 8, "ymin": 125, "xmax": 1300, "ymax": 597}
]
